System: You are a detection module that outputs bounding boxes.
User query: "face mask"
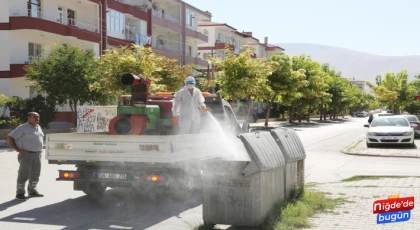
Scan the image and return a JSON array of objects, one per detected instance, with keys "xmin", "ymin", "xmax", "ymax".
[{"xmin": 187, "ymin": 84, "xmax": 194, "ymax": 89}]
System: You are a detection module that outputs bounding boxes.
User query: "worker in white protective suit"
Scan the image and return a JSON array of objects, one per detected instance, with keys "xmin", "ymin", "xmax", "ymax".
[{"xmin": 172, "ymin": 76, "xmax": 208, "ymax": 134}]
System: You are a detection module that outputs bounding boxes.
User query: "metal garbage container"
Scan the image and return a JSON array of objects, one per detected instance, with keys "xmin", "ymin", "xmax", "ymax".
[
  {"xmin": 202, "ymin": 131, "xmax": 286, "ymax": 227},
  {"xmin": 270, "ymin": 128, "xmax": 306, "ymax": 200}
]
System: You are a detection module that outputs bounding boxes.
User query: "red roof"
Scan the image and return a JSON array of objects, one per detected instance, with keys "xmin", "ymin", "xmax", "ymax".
[
  {"xmin": 198, "ymin": 21, "xmax": 237, "ymax": 31},
  {"xmin": 266, "ymin": 44, "xmax": 285, "ymax": 51},
  {"xmin": 234, "ymin": 31, "xmax": 259, "ymax": 41}
]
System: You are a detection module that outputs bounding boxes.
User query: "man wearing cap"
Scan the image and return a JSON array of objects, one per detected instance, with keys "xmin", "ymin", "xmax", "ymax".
[
  {"xmin": 8, "ymin": 112, "xmax": 44, "ymax": 200},
  {"xmin": 172, "ymin": 76, "xmax": 208, "ymax": 134}
]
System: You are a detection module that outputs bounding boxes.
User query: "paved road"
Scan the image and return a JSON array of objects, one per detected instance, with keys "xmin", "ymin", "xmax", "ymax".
[
  {"xmin": 299, "ymin": 117, "xmax": 420, "ymax": 183},
  {"xmin": 0, "ymin": 117, "xmax": 419, "ymax": 229}
]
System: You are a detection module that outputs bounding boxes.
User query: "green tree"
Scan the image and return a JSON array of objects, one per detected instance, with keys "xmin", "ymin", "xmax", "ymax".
[
  {"xmin": 291, "ymin": 55, "xmax": 328, "ymax": 122},
  {"xmin": 372, "ymin": 71, "xmax": 415, "ymax": 114},
  {"xmin": 24, "ymin": 42, "xmax": 112, "ymax": 123},
  {"xmin": 262, "ymin": 54, "xmax": 307, "ymax": 126},
  {"xmin": 5, "ymin": 95, "xmax": 57, "ymax": 128},
  {"xmin": 0, "ymin": 94, "xmax": 8, "ymax": 118},
  {"xmin": 208, "ymin": 46, "xmax": 274, "ymax": 120},
  {"xmin": 209, "ymin": 46, "xmax": 273, "ymax": 103},
  {"xmin": 92, "ymin": 45, "xmax": 192, "ymax": 97},
  {"xmin": 404, "ymin": 75, "xmax": 420, "ymax": 114}
]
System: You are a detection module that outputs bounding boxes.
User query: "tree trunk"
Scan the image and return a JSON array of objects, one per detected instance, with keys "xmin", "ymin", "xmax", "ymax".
[
  {"xmin": 289, "ymin": 104, "xmax": 295, "ymax": 123},
  {"xmin": 247, "ymin": 95, "xmax": 252, "ymax": 122},
  {"xmin": 72, "ymin": 100, "xmax": 77, "ymax": 128},
  {"xmin": 319, "ymin": 103, "xmax": 323, "ymax": 121},
  {"xmin": 264, "ymin": 96, "xmax": 275, "ymax": 127},
  {"xmin": 232, "ymin": 94, "xmax": 237, "ymax": 107},
  {"xmin": 206, "ymin": 63, "xmax": 211, "ymax": 92},
  {"xmin": 323, "ymin": 105, "xmax": 327, "ymax": 121},
  {"xmin": 298, "ymin": 106, "xmax": 303, "ymax": 123},
  {"xmin": 307, "ymin": 106, "xmax": 311, "ymax": 123}
]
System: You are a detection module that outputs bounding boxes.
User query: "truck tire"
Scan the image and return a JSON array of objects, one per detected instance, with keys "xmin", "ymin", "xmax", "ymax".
[{"xmin": 83, "ymin": 182, "xmax": 107, "ymax": 199}]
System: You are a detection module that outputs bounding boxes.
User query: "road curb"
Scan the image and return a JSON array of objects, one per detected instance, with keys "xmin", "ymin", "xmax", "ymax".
[{"xmin": 340, "ymin": 149, "xmax": 420, "ymax": 159}]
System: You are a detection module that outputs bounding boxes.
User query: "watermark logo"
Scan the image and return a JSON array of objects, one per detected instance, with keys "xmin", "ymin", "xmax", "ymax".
[{"xmin": 373, "ymin": 194, "xmax": 414, "ymax": 224}]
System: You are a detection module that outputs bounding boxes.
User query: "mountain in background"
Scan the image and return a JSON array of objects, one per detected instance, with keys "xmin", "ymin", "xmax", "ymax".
[{"xmin": 276, "ymin": 43, "xmax": 420, "ymax": 84}]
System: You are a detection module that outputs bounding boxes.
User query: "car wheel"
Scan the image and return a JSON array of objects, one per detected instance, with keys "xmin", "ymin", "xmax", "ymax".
[{"xmin": 409, "ymin": 141, "xmax": 415, "ymax": 148}]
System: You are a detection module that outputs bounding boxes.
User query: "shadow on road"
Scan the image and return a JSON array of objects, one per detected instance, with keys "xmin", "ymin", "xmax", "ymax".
[
  {"xmin": 370, "ymin": 144, "xmax": 418, "ymax": 150},
  {"xmin": 0, "ymin": 188, "xmax": 203, "ymax": 229},
  {"xmin": 0, "ymin": 200, "xmax": 28, "ymax": 211}
]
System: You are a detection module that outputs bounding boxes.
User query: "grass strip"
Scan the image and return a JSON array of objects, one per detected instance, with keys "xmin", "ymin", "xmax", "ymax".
[
  {"xmin": 193, "ymin": 187, "xmax": 348, "ymax": 230},
  {"xmin": 341, "ymin": 175, "xmax": 409, "ymax": 182}
]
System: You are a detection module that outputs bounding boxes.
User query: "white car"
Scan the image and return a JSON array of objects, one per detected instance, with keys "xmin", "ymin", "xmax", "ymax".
[{"xmin": 364, "ymin": 116, "xmax": 418, "ymax": 148}]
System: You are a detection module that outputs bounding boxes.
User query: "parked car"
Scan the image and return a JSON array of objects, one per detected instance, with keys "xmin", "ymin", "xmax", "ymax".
[
  {"xmin": 401, "ymin": 115, "xmax": 420, "ymax": 137},
  {"xmin": 364, "ymin": 116, "xmax": 418, "ymax": 147},
  {"xmin": 356, "ymin": 111, "xmax": 368, "ymax": 117}
]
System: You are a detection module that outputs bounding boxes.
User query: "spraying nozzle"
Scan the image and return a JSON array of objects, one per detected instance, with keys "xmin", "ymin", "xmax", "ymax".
[{"xmin": 121, "ymin": 73, "xmax": 145, "ymax": 86}]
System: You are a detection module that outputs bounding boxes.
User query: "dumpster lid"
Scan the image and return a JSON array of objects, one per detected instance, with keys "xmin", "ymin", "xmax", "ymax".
[
  {"xmin": 238, "ymin": 132, "xmax": 285, "ymax": 173},
  {"xmin": 270, "ymin": 128, "xmax": 306, "ymax": 162}
]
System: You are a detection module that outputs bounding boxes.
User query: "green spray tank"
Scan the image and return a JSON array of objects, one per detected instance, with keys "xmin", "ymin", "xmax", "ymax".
[
  {"xmin": 108, "ymin": 73, "xmax": 228, "ymax": 136},
  {"xmin": 108, "ymin": 73, "xmax": 165, "ymax": 135}
]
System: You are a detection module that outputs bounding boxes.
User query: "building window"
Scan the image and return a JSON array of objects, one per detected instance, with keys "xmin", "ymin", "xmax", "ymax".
[
  {"xmin": 217, "ymin": 33, "xmax": 222, "ymax": 43},
  {"xmin": 107, "ymin": 9, "xmax": 125, "ymax": 34},
  {"xmin": 27, "ymin": 0, "xmax": 41, "ymax": 18},
  {"xmin": 67, "ymin": 9, "xmax": 75, "ymax": 26},
  {"xmin": 186, "ymin": 9, "xmax": 195, "ymax": 27},
  {"xmin": 28, "ymin": 43, "xmax": 42, "ymax": 63},
  {"xmin": 57, "ymin": 7, "xmax": 63, "ymax": 23},
  {"xmin": 186, "ymin": 46, "xmax": 192, "ymax": 56}
]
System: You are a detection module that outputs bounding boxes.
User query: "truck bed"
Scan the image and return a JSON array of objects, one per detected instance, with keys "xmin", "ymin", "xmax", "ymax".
[{"xmin": 46, "ymin": 133, "xmax": 250, "ymax": 163}]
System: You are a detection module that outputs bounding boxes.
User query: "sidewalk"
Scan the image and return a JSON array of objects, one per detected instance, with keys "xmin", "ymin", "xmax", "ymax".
[
  {"xmin": 303, "ymin": 177, "xmax": 420, "ymax": 229},
  {"xmin": 341, "ymin": 138, "xmax": 420, "ymax": 158},
  {"xmin": 250, "ymin": 116, "xmax": 352, "ymax": 130}
]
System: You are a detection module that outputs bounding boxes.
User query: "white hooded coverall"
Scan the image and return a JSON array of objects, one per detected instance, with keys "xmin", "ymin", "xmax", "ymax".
[{"xmin": 172, "ymin": 85, "xmax": 205, "ymax": 134}]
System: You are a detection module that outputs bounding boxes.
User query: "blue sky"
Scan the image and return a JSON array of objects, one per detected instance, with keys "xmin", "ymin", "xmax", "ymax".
[{"xmin": 184, "ymin": 0, "xmax": 420, "ymax": 56}]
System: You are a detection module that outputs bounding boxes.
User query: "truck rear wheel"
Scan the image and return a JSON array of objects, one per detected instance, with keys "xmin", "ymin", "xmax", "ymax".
[{"xmin": 82, "ymin": 182, "xmax": 107, "ymax": 199}]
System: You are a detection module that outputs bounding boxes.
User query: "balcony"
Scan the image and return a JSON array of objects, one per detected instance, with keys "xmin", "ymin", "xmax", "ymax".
[
  {"xmin": 152, "ymin": 9, "xmax": 180, "ymax": 24},
  {"xmin": 125, "ymin": 32, "xmax": 150, "ymax": 46},
  {"xmin": 214, "ymin": 40, "xmax": 234, "ymax": 50},
  {"xmin": 10, "ymin": 9, "xmax": 98, "ymax": 32},
  {"xmin": 151, "ymin": 36, "xmax": 182, "ymax": 54},
  {"xmin": 185, "ymin": 52, "xmax": 208, "ymax": 67},
  {"xmin": 152, "ymin": 9, "xmax": 182, "ymax": 34},
  {"xmin": 8, "ymin": 9, "xmax": 100, "ymax": 43},
  {"xmin": 151, "ymin": 36, "xmax": 182, "ymax": 60},
  {"xmin": 185, "ymin": 25, "xmax": 208, "ymax": 42}
]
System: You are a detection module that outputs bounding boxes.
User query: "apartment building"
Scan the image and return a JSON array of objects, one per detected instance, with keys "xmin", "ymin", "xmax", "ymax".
[
  {"xmin": 0, "ymin": 0, "xmax": 153, "ymax": 98},
  {"xmin": 197, "ymin": 22, "xmax": 284, "ymax": 62},
  {"xmin": 197, "ymin": 20, "xmax": 259, "ymax": 60},
  {"xmin": 245, "ymin": 33, "xmax": 284, "ymax": 58},
  {"xmin": 150, "ymin": 0, "xmax": 209, "ymax": 70},
  {"xmin": 349, "ymin": 77, "xmax": 368, "ymax": 92}
]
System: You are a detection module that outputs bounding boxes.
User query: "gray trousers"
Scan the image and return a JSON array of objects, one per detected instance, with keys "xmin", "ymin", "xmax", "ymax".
[{"xmin": 17, "ymin": 152, "xmax": 41, "ymax": 195}]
